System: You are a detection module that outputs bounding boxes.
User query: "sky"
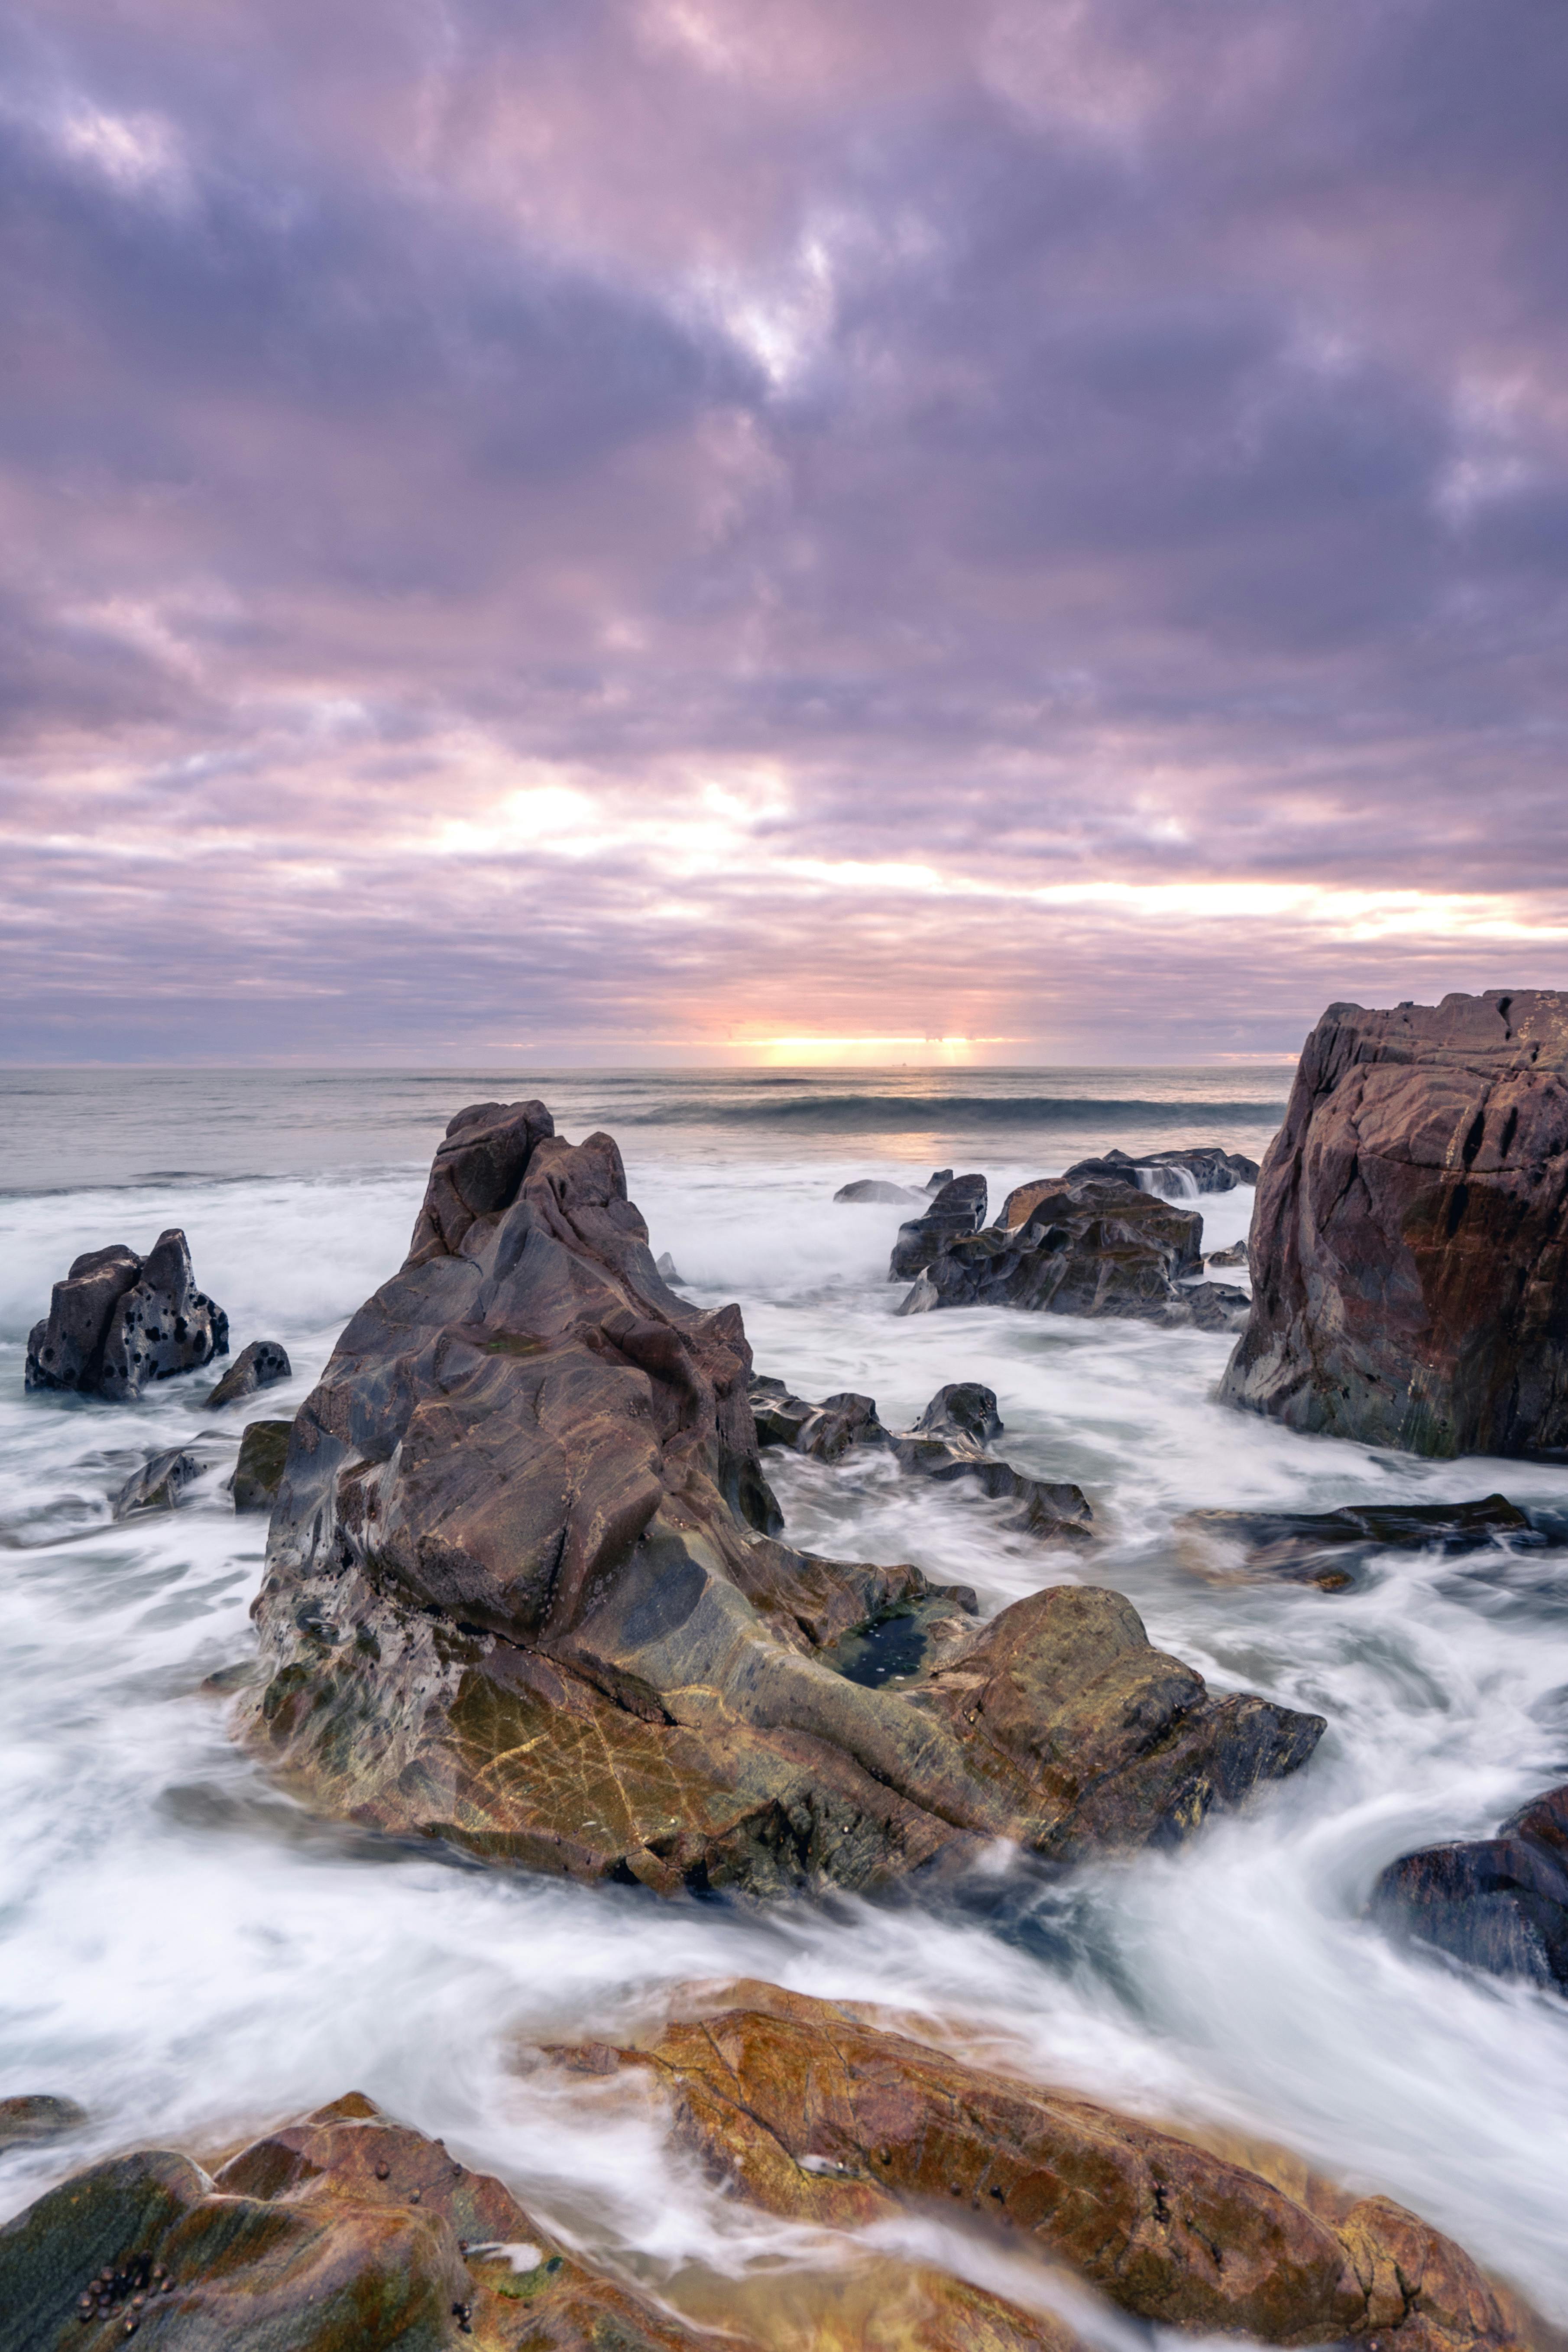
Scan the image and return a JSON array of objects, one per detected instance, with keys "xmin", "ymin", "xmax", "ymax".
[{"xmin": 3, "ymin": 0, "xmax": 1568, "ymax": 1067}]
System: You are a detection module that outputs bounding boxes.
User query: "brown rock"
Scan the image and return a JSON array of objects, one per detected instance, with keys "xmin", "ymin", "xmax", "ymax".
[
  {"xmin": 898, "ymin": 1180, "xmax": 1232, "ymax": 1327},
  {"xmin": 580, "ymin": 1991, "xmax": 1525, "ymax": 2352},
  {"xmin": 1219, "ymin": 991, "xmax": 1568, "ymax": 1454},
  {"xmin": 235, "ymin": 1104, "xmax": 1322, "ymax": 1897}
]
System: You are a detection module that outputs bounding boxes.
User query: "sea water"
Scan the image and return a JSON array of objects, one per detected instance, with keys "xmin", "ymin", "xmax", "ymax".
[{"xmin": 2, "ymin": 1068, "xmax": 1566, "ymax": 2320}]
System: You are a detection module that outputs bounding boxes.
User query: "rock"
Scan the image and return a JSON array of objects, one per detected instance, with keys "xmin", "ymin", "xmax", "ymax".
[
  {"xmin": 232, "ymin": 1421, "xmax": 292, "ymax": 1515},
  {"xmin": 234, "ymin": 1101, "xmax": 1322, "ymax": 1897},
  {"xmin": 924, "ymin": 1168, "xmax": 955, "ymax": 1194},
  {"xmin": 1054, "ymin": 1145, "xmax": 1260, "ymax": 1198},
  {"xmin": 205, "ymin": 1340, "xmax": 291, "ymax": 1409},
  {"xmin": 833, "ymin": 1178, "xmax": 926, "ymax": 1205},
  {"xmin": 0, "ymin": 2095, "xmax": 87, "ymax": 2153},
  {"xmin": 896, "ymin": 1179, "xmax": 1205, "ymax": 1324},
  {"xmin": 889, "ymin": 1174, "xmax": 988, "ymax": 1279},
  {"xmin": 26, "ymin": 1229, "xmax": 228, "ymax": 1401},
  {"xmin": 1173, "ymin": 1279, "xmax": 1253, "ymax": 1333},
  {"xmin": 1220, "ymin": 989, "xmax": 1568, "ymax": 1456},
  {"xmin": 111, "ymin": 1447, "xmax": 203, "ymax": 1519},
  {"xmin": 1186, "ymin": 1493, "xmax": 1539, "ymax": 1567},
  {"xmin": 750, "ymin": 1376, "xmax": 1090, "ymax": 1544},
  {"xmin": 653, "ymin": 1250, "xmax": 687, "ymax": 1285},
  {"xmin": 1205, "ymin": 1239, "xmax": 1250, "ymax": 1268},
  {"xmin": 565, "ymin": 1988, "xmax": 1524, "ymax": 2352},
  {"xmin": 0, "ymin": 2091, "xmax": 722, "ymax": 2352},
  {"xmin": 914, "ymin": 1382, "xmax": 1003, "ymax": 1446},
  {"xmin": 1371, "ymin": 1784, "xmax": 1568, "ymax": 1990}
]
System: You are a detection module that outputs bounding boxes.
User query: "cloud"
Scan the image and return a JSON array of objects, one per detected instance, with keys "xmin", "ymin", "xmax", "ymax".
[{"xmin": 3, "ymin": 0, "xmax": 1568, "ymax": 1064}]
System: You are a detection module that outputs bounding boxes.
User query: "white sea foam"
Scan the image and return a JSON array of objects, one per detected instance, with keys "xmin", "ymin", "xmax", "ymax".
[{"xmin": 1, "ymin": 1072, "xmax": 1565, "ymax": 2317}]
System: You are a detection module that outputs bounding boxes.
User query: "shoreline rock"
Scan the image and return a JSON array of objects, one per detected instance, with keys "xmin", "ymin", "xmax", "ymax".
[
  {"xmin": 26, "ymin": 1230, "xmax": 228, "ymax": 1402},
  {"xmin": 205, "ymin": 1340, "xmax": 291, "ymax": 1409},
  {"xmin": 889, "ymin": 1174, "xmax": 988, "ymax": 1280},
  {"xmin": 233, "ymin": 1100, "xmax": 1322, "ymax": 1898},
  {"xmin": 1220, "ymin": 990, "xmax": 1568, "ymax": 1456},
  {"xmin": 1372, "ymin": 1784, "xmax": 1568, "ymax": 1991},
  {"xmin": 1056, "ymin": 1144, "xmax": 1260, "ymax": 1197}
]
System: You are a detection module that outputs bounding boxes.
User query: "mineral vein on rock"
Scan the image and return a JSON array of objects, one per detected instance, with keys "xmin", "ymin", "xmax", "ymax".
[
  {"xmin": 1220, "ymin": 989, "xmax": 1568, "ymax": 1455},
  {"xmin": 238, "ymin": 1100, "xmax": 1323, "ymax": 1896}
]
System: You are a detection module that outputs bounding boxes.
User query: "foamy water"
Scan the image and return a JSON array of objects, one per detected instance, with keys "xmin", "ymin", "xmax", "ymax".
[{"xmin": 3, "ymin": 1070, "xmax": 1566, "ymax": 2320}]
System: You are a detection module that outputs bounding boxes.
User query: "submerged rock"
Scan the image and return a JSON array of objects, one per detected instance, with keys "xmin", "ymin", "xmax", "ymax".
[
  {"xmin": 111, "ymin": 1447, "xmax": 203, "ymax": 1519},
  {"xmin": 26, "ymin": 1230, "xmax": 228, "ymax": 1401},
  {"xmin": 1372, "ymin": 1784, "xmax": 1568, "ymax": 1991},
  {"xmin": 232, "ymin": 1420, "xmax": 292, "ymax": 1515},
  {"xmin": 1205, "ymin": 1239, "xmax": 1250, "ymax": 1269},
  {"xmin": 1056, "ymin": 1145, "xmax": 1260, "ymax": 1197},
  {"xmin": 833, "ymin": 1177, "xmax": 926, "ymax": 1204},
  {"xmin": 653, "ymin": 1249, "xmax": 687, "ymax": 1285},
  {"xmin": 0, "ymin": 2092, "xmax": 720, "ymax": 2352},
  {"xmin": 560, "ymin": 1987, "xmax": 1526, "ymax": 2352},
  {"xmin": 1186, "ymin": 1494, "xmax": 1539, "ymax": 1566},
  {"xmin": 914, "ymin": 1381, "xmax": 1004, "ymax": 1446},
  {"xmin": 234, "ymin": 1101, "xmax": 1321, "ymax": 1897},
  {"xmin": 895, "ymin": 1179, "xmax": 1241, "ymax": 1329},
  {"xmin": 0, "ymin": 2094, "xmax": 87, "ymax": 2153},
  {"xmin": 205, "ymin": 1340, "xmax": 291, "ymax": 1409},
  {"xmin": 889, "ymin": 1173, "xmax": 989, "ymax": 1279},
  {"xmin": 1221, "ymin": 989, "xmax": 1568, "ymax": 1456}
]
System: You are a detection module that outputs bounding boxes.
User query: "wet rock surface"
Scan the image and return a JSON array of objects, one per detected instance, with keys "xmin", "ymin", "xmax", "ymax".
[
  {"xmin": 0, "ymin": 2093, "xmax": 726, "ymax": 2352},
  {"xmin": 111, "ymin": 1448, "xmax": 204, "ymax": 1520},
  {"xmin": 1372, "ymin": 1784, "xmax": 1568, "ymax": 1992},
  {"xmin": 1220, "ymin": 989, "xmax": 1568, "ymax": 1456},
  {"xmin": 562, "ymin": 1988, "xmax": 1527, "ymax": 2352},
  {"xmin": 833, "ymin": 1177, "xmax": 926, "ymax": 1205},
  {"xmin": 235, "ymin": 1102, "xmax": 1322, "ymax": 1897},
  {"xmin": 895, "ymin": 1180, "xmax": 1245, "ymax": 1329},
  {"xmin": 26, "ymin": 1231, "xmax": 228, "ymax": 1402},
  {"xmin": 0, "ymin": 2094, "xmax": 87, "ymax": 2152},
  {"xmin": 889, "ymin": 1174, "xmax": 988, "ymax": 1279},
  {"xmin": 231, "ymin": 1421, "xmax": 292, "ymax": 1515},
  {"xmin": 205, "ymin": 1341, "xmax": 291, "ymax": 1409},
  {"xmin": 1056, "ymin": 1145, "xmax": 1260, "ymax": 1195}
]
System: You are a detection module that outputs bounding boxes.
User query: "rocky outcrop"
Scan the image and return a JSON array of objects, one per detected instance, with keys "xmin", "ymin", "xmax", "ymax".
[
  {"xmin": 748, "ymin": 1376, "xmax": 1092, "ymax": 1544},
  {"xmin": 1056, "ymin": 1145, "xmax": 1260, "ymax": 1197},
  {"xmin": 1182, "ymin": 1494, "xmax": 1539, "ymax": 1581},
  {"xmin": 1372, "ymin": 1785, "xmax": 1568, "ymax": 1991},
  {"xmin": 206, "ymin": 1340, "xmax": 291, "ymax": 1409},
  {"xmin": 0, "ymin": 2091, "xmax": 732, "ymax": 2352},
  {"xmin": 833, "ymin": 1177, "xmax": 925, "ymax": 1204},
  {"xmin": 232, "ymin": 1420, "xmax": 291, "ymax": 1514},
  {"xmin": 1219, "ymin": 991, "xmax": 1568, "ymax": 1456},
  {"xmin": 233, "ymin": 1101, "xmax": 1321, "ymax": 1897},
  {"xmin": 1205, "ymin": 1239, "xmax": 1250, "ymax": 1269},
  {"xmin": 112, "ymin": 1447, "xmax": 202, "ymax": 1519},
  {"xmin": 895, "ymin": 1181, "xmax": 1248, "ymax": 1331},
  {"xmin": 889, "ymin": 1175, "xmax": 988, "ymax": 1279},
  {"xmin": 26, "ymin": 1230, "xmax": 228, "ymax": 1401},
  {"xmin": 560, "ymin": 1988, "xmax": 1527, "ymax": 2352}
]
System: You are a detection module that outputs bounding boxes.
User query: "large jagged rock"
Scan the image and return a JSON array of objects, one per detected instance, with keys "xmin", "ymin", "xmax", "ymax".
[
  {"xmin": 25, "ymin": 1230, "xmax": 228, "ymax": 1401},
  {"xmin": 889, "ymin": 1174, "xmax": 988, "ymax": 1279},
  {"xmin": 558, "ymin": 1989, "xmax": 1528, "ymax": 2352},
  {"xmin": 1219, "ymin": 990, "xmax": 1568, "ymax": 1455},
  {"xmin": 0, "ymin": 2092, "xmax": 731, "ymax": 2352},
  {"xmin": 235, "ymin": 1101, "xmax": 1322, "ymax": 1897},
  {"xmin": 895, "ymin": 1180, "xmax": 1248, "ymax": 1331},
  {"xmin": 1372, "ymin": 1784, "xmax": 1568, "ymax": 1991}
]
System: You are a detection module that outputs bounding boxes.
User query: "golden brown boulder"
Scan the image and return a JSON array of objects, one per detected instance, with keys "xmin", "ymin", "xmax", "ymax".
[{"xmin": 567, "ymin": 1990, "xmax": 1526, "ymax": 2352}]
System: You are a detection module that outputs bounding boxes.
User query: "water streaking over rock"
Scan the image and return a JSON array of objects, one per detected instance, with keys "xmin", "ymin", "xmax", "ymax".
[{"xmin": 3, "ymin": 1064, "xmax": 1568, "ymax": 2328}]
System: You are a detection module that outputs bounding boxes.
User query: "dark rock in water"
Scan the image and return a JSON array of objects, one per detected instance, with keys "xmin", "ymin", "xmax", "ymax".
[
  {"xmin": 833, "ymin": 1177, "xmax": 925, "ymax": 1205},
  {"xmin": 1056, "ymin": 1145, "xmax": 1259, "ymax": 1198},
  {"xmin": 889, "ymin": 1173, "xmax": 988, "ymax": 1278},
  {"xmin": 232, "ymin": 1420, "xmax": 292, "ymax": 1515},
  {"xmin": 914, "ymin": 1381, "xmax": 1003, "ymax": 1446},
  {"xmin": 1179, "ymin": 1493, "xmax": 1540, "ymax": 1591},
  {"xmin": 751, "ymin": 1373, "xmax": 1090, "ymax": 1543},
  {"xmin": 111, "ymin": 1447, "xmax": 203, "ymax": 1519},
  {"xmin": 1175, "ymin": 1280, "xmax": 1253, "ymax": 1333},
  {"xmin": 897, "ymin": 1179, "xmax": 1211, "ymax": 1326},
  {"xmin": 1221, "ymin": 989, "xmax": 1568, "ymax": 1456},
  {"xmin": 923, "ymin": 1167, "xmax": 954, "ymax": 1194},
  {"xmin": 234, "ymin": 1101, "xmax": 1322, "ymax": 1898},
  {"xmin": 653, "ymin": 1249, "xmax": 687, "ymax": 1285},
  {"xmin": 205, "ymin": 1339, "xmax": 291, "ymax": 1408},
  {"xmin": 582, "ymin": 1988, "xmax": 1533, "ymax": 2352},
  {"xmin": 0, "ymin": 2094, "xmax": 87, "ymax": 2152},
  {"xmin": 0, "ymin": 2091, "xmax": 720, "ymax": 2352},
  {"xmin": 26, "ymin": 1229, "xmax": 228, "ymax": 1401},
  {"xmin": 1206, "ymin": 1239, "xmax": 1250, "ymax": 1269},
  {"xmin": 1372, "ymin": 1784, "xmax": 1568, "ymax": 1990}
]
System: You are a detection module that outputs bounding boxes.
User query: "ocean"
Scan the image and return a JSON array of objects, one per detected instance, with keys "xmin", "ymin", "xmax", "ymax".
[{"xmin": 3, "ymin": 1066, "xmax": 1567, "ymax": 2320}]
